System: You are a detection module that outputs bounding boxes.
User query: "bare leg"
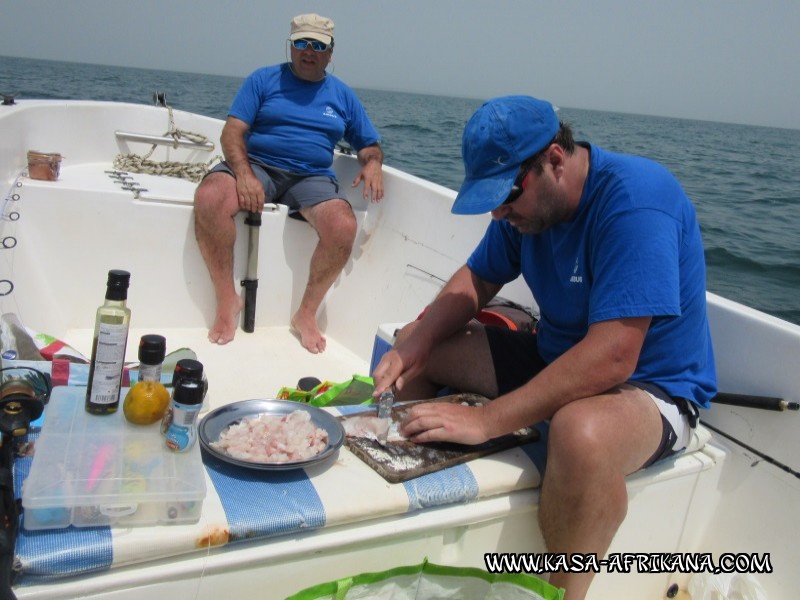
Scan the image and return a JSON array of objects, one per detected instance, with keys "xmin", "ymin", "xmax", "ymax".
[
  {"xmin": 290, "ymin": 199, "xmax": 357, "ymax": 354},
  {"xmin": 539, "ymin": 385, "xmax": 662, "ymax": 599},
  {"xmin": 194, "ymin": 173, "xmax": 243, "ymax": 344}
]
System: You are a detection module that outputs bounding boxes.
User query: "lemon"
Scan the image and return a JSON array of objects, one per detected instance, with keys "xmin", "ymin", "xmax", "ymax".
[{"xmin": 123, "ymin": 381, "xmax": 170, "ymax": 425}]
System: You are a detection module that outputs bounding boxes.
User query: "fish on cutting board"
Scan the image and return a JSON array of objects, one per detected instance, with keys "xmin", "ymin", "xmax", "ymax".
[
  {"xmin": 341, "ymin": 415, "xmax": 407, "ymax": 443},
  {"xmin": 339, "ymin": 394, "xmax": 542, "ymax": 483},
  {"xmin": 341, "ymin": 393, "xmax": 494, "ymax": 443},
  {"xmin": 342, "ymin": 387, "xmax": 400, "ymax": 444}
]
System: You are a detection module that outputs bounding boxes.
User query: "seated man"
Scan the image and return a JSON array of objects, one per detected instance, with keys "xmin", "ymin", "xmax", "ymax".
[
  {"xmin": 372, "ymin": 96, "xmax": 716, "ymax": 599},
  {"xmin": 194, "ymin": 13, "xmax": 384, "ymax": 353}
]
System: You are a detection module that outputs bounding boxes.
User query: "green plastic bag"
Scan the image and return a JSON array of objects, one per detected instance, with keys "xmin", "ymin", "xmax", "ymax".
[
  {"xmin": 277, "ymin": 374, "xmax": 375, "ymax": 407},
  {"xmin": 285, "ymin": 558, "xmax": 564, "ymax": 600}
]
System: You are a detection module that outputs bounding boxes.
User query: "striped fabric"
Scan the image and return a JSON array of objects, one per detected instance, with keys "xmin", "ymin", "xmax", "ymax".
[{"xmin": 13, "ymin": 390, "xmax": 546, "ymax": 586}]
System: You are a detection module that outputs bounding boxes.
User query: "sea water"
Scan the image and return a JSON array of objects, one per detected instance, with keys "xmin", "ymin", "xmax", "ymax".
[{"xmin": 2, "ymin": 55, "xmax": 798, "ymax": 325}]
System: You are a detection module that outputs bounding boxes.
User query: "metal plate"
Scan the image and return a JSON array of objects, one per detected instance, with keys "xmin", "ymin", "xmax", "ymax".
[{"xmin": 199, "ymin": 399, "xmax": 344, "ymax": 470}]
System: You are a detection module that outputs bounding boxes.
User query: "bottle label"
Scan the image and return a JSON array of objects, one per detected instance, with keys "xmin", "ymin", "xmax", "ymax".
[
  {"xmin": 139, "ymin": 363, "xmax": 163, "ymax": 382},
  {"xmin": 164, "ymin": 402, "xmax": 201, "ymax": 453},
  {"xmin": 88, "ymin": 323, "xmax": 129, "ymax": 405}
]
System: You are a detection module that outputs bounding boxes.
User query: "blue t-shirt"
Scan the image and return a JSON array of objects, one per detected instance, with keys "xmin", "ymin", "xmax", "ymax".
[
  {"xmin": 228, "ymin": 63, "xmax": 380, "ymax": 177},
  {"xmin": 467, "ymin": 144, "xmax": 716, "ymax": 408}
]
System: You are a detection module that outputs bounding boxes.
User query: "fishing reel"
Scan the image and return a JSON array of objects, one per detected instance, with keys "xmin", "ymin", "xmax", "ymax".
[
  {"xmin": 0, "ymin": 367, "xmax": 51, "ymax": 441},
  {"xmin": 0, "ymin": 367, "xmax": 50, "ymax": 597}
]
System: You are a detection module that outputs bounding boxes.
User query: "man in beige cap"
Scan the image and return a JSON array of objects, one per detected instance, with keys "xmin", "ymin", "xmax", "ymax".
[{"xmin": 194, "ymin": 13, "xmax": 383, "ymax": 353}]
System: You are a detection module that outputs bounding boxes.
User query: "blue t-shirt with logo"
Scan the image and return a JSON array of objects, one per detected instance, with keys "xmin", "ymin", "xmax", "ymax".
[
  {"xmin": 467, "ymin": 144, "xmax": 716, "ymax": 408},
  {"xmin": 228, "ymin": 63, "xmax": 380, "ymax": 177}
]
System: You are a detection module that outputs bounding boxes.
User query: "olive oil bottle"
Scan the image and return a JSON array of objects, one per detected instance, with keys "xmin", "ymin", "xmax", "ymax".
[{"xmin": 85, "ymin": 270, "xmax": 131, "ymax": 414}]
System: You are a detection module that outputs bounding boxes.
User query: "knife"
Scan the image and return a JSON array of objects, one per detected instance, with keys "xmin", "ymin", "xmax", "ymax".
[
  {"xmin": 376, "ymin": 388, "xmax": 395, "ymax": 444},
  {"xmin": 377, "ymin": 388, "xmax": 394, "ymax": 418}
]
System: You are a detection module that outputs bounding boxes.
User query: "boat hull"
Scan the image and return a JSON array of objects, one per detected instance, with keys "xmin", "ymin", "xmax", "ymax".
[{"xmin": 2, "ymin": 100, "xmax": 797, "ymax": 599}]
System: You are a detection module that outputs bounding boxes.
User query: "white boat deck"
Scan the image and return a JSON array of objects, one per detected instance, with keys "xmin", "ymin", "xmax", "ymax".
[
  {"xmin": 54, "ymin": 162, "xmax": 200, "ymax": 205},
  {"xmin": 63, "ymin": 326, "xmax": 371, "ymax": 412}
]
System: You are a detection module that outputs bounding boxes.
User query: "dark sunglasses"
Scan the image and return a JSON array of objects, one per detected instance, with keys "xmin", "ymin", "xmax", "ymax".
[
  {"xmin": 502, "ymin": 162, "xmax": 534, "ymax": 206},
  {"xmin": 292, "ymin": 38, "xmax": 331, "ymax": 52}
]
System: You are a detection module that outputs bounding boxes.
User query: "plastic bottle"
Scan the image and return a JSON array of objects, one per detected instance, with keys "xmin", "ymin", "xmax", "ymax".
[
  {"xmin": 170, "ymin": 358, "xmax": 206, "ymax": 392},
  {"xmin": 163, "ymin": 376, "xmax": 205, "ymax": 453},
  {"xmin": 85, "ymin": 270, "xmax": 131, "ymax": 414},
  {"xmin": 123, "ymin": 334, "xmax": 170, "ymax": 425},
  {"xmin": 161, "ymin": 359, "xmax": 207, "ymax": 435}
]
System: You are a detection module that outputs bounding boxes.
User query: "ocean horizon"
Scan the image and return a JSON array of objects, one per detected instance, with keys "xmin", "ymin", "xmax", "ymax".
[{"xmin": 2, "ymin": 55, "xmax": 798, "ymax": 326}]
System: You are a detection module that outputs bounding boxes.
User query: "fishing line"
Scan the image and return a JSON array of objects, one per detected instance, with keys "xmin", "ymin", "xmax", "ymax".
[
  {"xmin": 702, "ymin": 421, "xmax": 800, "ymax": 480},
  {"xmin": 405, "ymin": 264, "xmax": 538, "ymax": 319},
  {"xmin": 406, "ymin": 264, "xmax": 446, "ymax": 284}
]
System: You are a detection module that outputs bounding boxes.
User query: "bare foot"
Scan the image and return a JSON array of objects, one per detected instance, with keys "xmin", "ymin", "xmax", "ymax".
[
  {"xmin": 291, "ymin": 312, "xmax": 326, "ymax": 354},
  {"xmin": 208, "ymin": 297, "xmax": 244, "ymax": 344}
]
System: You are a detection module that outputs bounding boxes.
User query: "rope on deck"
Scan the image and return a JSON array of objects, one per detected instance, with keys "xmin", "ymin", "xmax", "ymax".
[{"xmin": 113, "ymin": 105, "xmax": 222, "ymax": 183}]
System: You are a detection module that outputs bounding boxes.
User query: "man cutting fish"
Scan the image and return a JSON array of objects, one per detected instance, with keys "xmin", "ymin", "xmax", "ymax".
[{"xmin": 371, "ymin": 95, "xmax": 716, "ymax": 599}]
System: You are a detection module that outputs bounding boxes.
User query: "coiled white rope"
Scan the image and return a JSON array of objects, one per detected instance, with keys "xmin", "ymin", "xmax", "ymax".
[{"xmin": 114, "ymin": 105, "xmax": 222, "ymax": 183}]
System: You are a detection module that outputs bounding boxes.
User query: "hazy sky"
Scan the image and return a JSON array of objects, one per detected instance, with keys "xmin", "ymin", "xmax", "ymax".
[{"xmin": 2, "ymin": 0, "xmax": 799, "ymax": 129}]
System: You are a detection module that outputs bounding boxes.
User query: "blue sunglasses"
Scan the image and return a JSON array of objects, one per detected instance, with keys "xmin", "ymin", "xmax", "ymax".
[{"xmin": 292, "ymin": 38, "xmax": 332, "ymax": 52}]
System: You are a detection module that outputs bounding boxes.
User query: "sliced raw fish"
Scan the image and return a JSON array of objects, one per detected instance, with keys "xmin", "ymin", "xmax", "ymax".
[{"xmin": 210, "ymin": 410, "xmax": 328, "ymax": 463}]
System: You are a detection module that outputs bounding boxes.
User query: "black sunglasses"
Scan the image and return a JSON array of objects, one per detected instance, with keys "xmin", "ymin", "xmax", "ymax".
[
  {"xmin": 502, "ymin": 162, "xmax": 534, "ymax": 206},
  {"xmin": 292, "ymin": 39, "xmax": 332, "ymax": 52}
]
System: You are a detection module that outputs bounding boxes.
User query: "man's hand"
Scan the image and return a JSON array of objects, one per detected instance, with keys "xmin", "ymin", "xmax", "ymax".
[
  {"xmin": 400, "ymin": 401, "xmax": 491, "ymax": 445},
  {"xmin": 235, "ymin": 169, "xmax": 266, "ymax": 213},
  {"xmin": 371, "ymin": 344, "xmax": 423, "ymax": 398},
  {"xmin": 354, "ymin": 144, "xmax": 384, "ymax": 202}
]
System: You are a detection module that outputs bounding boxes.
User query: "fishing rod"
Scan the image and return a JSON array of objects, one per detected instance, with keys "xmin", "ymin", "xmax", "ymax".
[{"xmin": 711, "ymin": 392, "xmax": 799, "ymax": 412}]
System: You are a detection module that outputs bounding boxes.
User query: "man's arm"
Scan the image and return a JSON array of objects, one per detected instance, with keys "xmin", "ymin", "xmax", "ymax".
[
  {"xmin": 484, "ymin": 316, "xmax": 651, "ymax": 436},
  {"xmin": 220, "ymin": 116, "xmax": 265, "ymax": 212},
  {"xmin": 401, "ymin": 316, "xmax": 652, "ymax": 445},
  {"xmin": 353, "ymin": 143, "xmax": 384, "ymax": 202},
  {"xmin": 372, "ymin": 265, "xmax": 501, "ymax": 394}
]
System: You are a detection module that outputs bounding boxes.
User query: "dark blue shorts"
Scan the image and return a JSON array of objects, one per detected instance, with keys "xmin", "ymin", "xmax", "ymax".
[{"xmin": 209, "ymin": 159, "xmax": 344, "ymax": 212}]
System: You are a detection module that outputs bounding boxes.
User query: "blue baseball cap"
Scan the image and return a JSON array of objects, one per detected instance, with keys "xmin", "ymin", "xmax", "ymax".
[{"xmin": 452, "ymin": 95, "xmax": 559, "ymax": 215}]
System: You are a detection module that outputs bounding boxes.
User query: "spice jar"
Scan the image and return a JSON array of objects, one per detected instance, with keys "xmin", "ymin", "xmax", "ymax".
[{"xmin": 163, "ymin": 377, "xmax": 204, "ymax": 453}]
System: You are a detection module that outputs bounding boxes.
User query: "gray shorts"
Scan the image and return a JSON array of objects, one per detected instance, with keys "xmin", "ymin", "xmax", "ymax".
[
  {"xmin": 209, "ymin": 159, "xmax": 345, "ymax": 213},
  {"xmin": 483, "ymin": 326, "xmax": 696, "ymax": 467}
]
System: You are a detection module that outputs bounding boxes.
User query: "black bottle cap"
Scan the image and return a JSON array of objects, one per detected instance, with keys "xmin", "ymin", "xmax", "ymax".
[
  {"xmin": 173, "ymin": 379, "xmax": 204, "ymax": 406},
  {"xmin": 105, "ymin": 269, "xmax": 130, "ymax": 301},
  {"xmin": 138, "ymin": 334, "xmax": 166, "ymax": 365},
  {"xmin": 172, "ymin": 359, "xmax": 203, "ymax": 386},
  {"xmin": 297, "ymin": 376, "xmax": 322, "ymax": 391}
]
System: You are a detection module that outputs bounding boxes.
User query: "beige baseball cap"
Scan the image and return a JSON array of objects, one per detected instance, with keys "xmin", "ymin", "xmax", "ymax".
[{"xmin": 289, "ymin": 14, "xmax": 334, "ymax": 45}]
